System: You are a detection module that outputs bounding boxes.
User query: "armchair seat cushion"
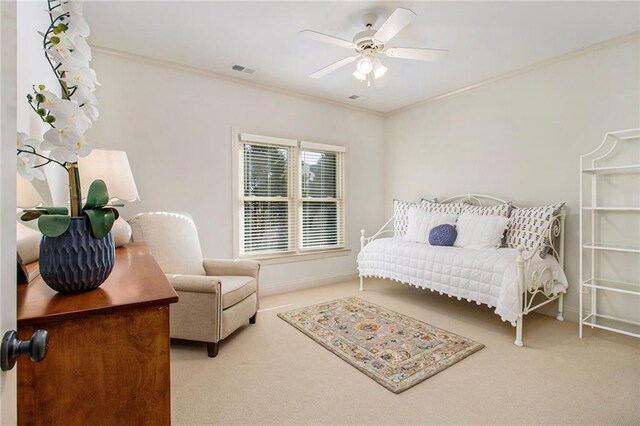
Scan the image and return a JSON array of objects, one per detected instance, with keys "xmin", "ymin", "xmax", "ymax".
[{"xmin": 220, "ymin": 276, "xmax": 257, "ymax": 309}]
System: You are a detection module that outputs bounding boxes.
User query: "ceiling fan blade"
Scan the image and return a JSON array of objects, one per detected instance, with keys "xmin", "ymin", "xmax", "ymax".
[
  {"xmin": 384, "ymin": 47, "xmax": 449, "ymax": 62},
  {"xmin": 373, "ymin": 8, "xmax": 416, "ymax": 43},
  {"xmin": 309, "ymin": 56, "xmax": 357, "ymax": 79},
  {"xmin": 299, "ymin": 30, "xmax": 355, "ymax": 49}
]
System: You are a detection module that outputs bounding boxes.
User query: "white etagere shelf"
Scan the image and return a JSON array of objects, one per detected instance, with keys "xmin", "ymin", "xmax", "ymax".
[
  {"xmin": 579, "ymin": 128, "xmax": 640, "ymax": 340},
  {"xmin": 582, "ymin": 164, "xmax": 640, "ymax": 174}
]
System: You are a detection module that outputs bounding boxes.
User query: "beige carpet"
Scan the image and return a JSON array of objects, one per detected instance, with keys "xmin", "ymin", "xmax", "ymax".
[{"xmin": 170, "ymin": 278, "xmax": 640, "ymax": 425}]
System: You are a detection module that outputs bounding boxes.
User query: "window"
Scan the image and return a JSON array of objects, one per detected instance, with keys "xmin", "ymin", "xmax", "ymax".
[{"xmin": 236, "ymin": 133, "xmax": 345, "ymax": 258}]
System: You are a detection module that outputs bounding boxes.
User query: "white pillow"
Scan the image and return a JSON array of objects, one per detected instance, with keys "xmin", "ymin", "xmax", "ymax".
[
  {"xmin": 454, "ymin": 212, "xmax": 509, "ymax": 249},
  {"xmin": 404, "ymin": 207, "xmax": 458, "ymax": 244}
]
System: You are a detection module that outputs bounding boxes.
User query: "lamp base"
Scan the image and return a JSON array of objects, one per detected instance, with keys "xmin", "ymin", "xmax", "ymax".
[{"xmin": 112, "ymin": 216, "xmax": 132, "ymax": 247}]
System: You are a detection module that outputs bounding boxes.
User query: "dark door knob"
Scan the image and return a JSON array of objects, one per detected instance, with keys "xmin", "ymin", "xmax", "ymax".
[{"xmin": 1, "ymin": 329, "xmax": 49, "ymax": 371}]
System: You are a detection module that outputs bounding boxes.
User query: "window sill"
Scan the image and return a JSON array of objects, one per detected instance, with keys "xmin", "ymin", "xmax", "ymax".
[{"xmin": 240, "ymin": 248, "xmax": 351, "ymax": 265}]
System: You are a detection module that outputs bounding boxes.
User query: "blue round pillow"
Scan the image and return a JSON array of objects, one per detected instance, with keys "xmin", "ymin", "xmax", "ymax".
[{"xmin": 429, "ymin": 224, "xmax": 457, "ymax": 246}]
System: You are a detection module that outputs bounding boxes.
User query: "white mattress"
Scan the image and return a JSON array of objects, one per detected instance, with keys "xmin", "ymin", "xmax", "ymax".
[{"xmin": 357, "ymin": 238, "xmax": 568, "ymax": 325}]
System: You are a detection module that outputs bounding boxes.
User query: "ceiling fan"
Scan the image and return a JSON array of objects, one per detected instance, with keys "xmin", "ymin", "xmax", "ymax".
[{"xmin": 300, "ymin": 8, "xmax": 448, "ymax": 87}]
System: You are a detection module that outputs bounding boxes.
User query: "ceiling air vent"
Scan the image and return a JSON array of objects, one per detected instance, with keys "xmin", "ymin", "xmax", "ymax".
[
  {"xmin": 232, "ymin": 64, "xmax": 257, "ymax": 75},
  {"xmin": 348, "ymin": 94, "xmax": 360, "ymax": 100}
]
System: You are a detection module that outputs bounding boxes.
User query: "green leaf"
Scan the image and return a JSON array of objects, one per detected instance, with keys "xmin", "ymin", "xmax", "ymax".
[
  {"xmin": 105, "ymin": 207, "xmax": 120, "ymax": 221},
  {"xmin": 21, "ymin": 210, "xmax": 44, "ymax": 221},
  {"xmin": 38, "ymin": 214, "xmax": 71, "ymax": 237},
  {"xmin": 83, "ymin": 180, "xmax": 110, "ymax": 210},
  {"xmin": 43, "ymin": 206, "xmax": 69, "ymax": 215},
  {"xmin": 20, "ymin": 206, "xmax": 68, "ymax": 221},
  {"xmin": 85, "ymin": 208, "xmax": 115, "ymax": 239}
]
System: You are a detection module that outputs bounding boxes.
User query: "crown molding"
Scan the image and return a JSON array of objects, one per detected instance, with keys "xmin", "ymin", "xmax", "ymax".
[
  {"xmin": 90, "ymin": 44, "xmax": 384, "ymax": 117},
  {"xmin": 385, "ymin": 31, "xmax": 640, "ymax": 117},
  {"xmin": 92, "ymin": 31, "xmax": 639, "ymax": 119}
]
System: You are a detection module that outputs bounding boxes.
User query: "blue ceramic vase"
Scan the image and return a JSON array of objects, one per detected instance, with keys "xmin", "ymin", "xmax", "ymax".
[{"xmin": 39, "ymin": 216, "xmax": 115, "ymax": 293}]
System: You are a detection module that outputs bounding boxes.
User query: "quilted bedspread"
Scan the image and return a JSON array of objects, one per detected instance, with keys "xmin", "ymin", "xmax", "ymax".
[{"xmin": 357, "ymin": 238, "xmax": 568, "ymax": 325}]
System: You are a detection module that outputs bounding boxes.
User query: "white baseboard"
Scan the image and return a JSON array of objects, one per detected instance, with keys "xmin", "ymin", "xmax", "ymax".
[
  {"xmin": 561, "ymin": 305, "xmax": 580, "ymax": 323},
  {"xmin": 260, "ymin": 271, "xmax": 359, "ymax": 296},
  {"xmin": 532, "ymin": 300, "xmax": 579, "ymax": 323}
]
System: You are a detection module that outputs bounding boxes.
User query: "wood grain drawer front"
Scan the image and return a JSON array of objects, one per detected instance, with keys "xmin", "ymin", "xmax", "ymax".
[{"xmin": 18, "ymin": 305, "xmax": 171, "ymax": 426}]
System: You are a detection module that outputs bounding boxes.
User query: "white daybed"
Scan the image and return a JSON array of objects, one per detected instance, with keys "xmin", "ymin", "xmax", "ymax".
[{"xmin": 357, "ymin": 194, "xmax": 568, "ymax": 347}]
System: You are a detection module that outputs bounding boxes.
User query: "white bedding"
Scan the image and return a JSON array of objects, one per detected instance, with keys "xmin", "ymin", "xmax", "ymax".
[{"xmin": 357, "ymin": 238, "xmax": 568, "ymax": 325}]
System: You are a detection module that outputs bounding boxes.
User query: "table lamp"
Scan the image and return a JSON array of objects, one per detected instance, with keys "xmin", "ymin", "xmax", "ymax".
[
  {"xmin": 17, "ymin": 173, "xmax": 44, "ymax": 209},
  {"xmin": 78, "ymin": 149, "xmax": 140, "ymax": 247},
  {"xmin": 17, "ymin": 174, "xmax": 44, "ymax": 267}
]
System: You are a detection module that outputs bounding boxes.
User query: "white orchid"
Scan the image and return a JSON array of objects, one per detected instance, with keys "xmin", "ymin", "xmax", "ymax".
[
  {"xmin": 65, "ymin": 18, "xmax": 89, "ymax": 39},
  {"xmin": 53, "ymin": 0, "xmax": 84, "ymax": 16},
  {"xmin": 45, "ymin": 37, "xmax": 90, "ymax": 71},
  {"xmin": 44, "ymin": 27, "xmax": 91, "ymax": 71},
  {"xmin": 38, "ymin": 90, "xmax": 62, "ymax": 110},
  {"xmin": 18, "ymin": 155, "xmax": 46, "ymax": 181},
  {"xmin": 42, "ymin": 126, "xmax": 81, "ymax": 149},
  {"xmin": 48, "ymin": 0, "xmax": 89, "ymax": 39},
  {"xmin": 61, "ymin": 67, "xmax": 98, "ymax": 91},
  {"xmin": 81, "ymin": 103, "xmax": 99, "ymax": 121},
  {"xmin": 48, "ymin": 98, "xmax": 92, "ymax": 131},
  {"xmin": 53, "ymin": 48, "xmax": 90, "ymax": 72},
  {"xmin": 17, "ymin": 132, "xmax": 40, "ymax": 151},
  {"xmin": 41, "ymin": 127, "xmax": 91, "ymax": 163},
  {"xmin": 71, "ymin": 85, "xmax": 98, "ymax": 107},
  {"xmin": 70, "ymin": 35, "xmax": 91, "ymax": 62},
  {"xmin": 18, "ymin": 0, "xmax": 97, "ymax": 192},
  {"xmin": 45, "ymin": 30, "xmax": 75, "ymax": 57},
  {"xmin": 17, "ymin": 133, "xmax": 45, "ymax": 181}
]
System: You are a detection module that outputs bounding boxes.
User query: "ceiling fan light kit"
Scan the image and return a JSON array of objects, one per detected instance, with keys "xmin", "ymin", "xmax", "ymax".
[
  {"xmin": 301, "ymin": 7, "xmax": 449, "ymax": 87},
  {"xmin": 373, "ymin": 59, "xmax": 388, "ymax": 79},
  {"xmin": 356, "ymin": 56, "xmax": 374, "ymax": 74}
]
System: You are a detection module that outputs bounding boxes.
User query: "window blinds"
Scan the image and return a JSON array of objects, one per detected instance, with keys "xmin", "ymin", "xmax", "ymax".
[
  {"xmin": 300, "ymin": 148, "xmax": 344, "ymax": 249},
  {"xmin": 240, "ymin": 138, "xmax": 295, "ymax": 254},
  {"xmin": 239, "ymin": 134, "xmax": 344, "ymax": 256}
]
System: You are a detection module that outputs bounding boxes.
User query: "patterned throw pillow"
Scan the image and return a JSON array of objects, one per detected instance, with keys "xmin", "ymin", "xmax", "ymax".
[
  {"xmin": 420, "ymin": 199, "xmax": 465, "ymax": 215},
  {"xmin": 393, "ymin": 199, "xmax": 418, "ymax": 237},
  {"xmin": 462, "ymin": 203, "xmax": 512, "ymax": 217},
  {"xmin": 506, "ymin": 203, "xmax": 565, "ymax": 258}
]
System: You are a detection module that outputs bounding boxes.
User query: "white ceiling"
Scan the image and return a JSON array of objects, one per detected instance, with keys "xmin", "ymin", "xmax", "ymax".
[{"xmin": 85, "ymin": 1, "xmax": 640, "ymax": 113}]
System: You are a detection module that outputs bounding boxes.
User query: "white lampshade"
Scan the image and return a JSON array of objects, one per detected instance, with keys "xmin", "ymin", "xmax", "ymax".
[
  {"xmin": 16, "ymin": 174, "xmax": 43, "ymax": 209},
  {"xmin": 356, "ymin": 56, "xmax": 373, "ymax": 74},
  {"xmin": 372, "ymin": 59, "xmax": 388, "ymax": 79},
  {"xmin": 78, "ymin": 149, "xmax": 140, "ymax": 202},
  {"xmin": 352, "ymin": 70, "xmax": 366, "ymax": 81}
]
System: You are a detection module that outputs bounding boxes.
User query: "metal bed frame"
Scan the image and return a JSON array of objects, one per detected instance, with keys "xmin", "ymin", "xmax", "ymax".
[{"xmin": 359, "ymin": 193, "xmax": 566, "ymax": 347}]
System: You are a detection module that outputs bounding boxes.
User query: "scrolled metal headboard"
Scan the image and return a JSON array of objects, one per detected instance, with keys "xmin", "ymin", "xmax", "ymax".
[{"xmin": 431, "ymin": 194, "xmax": 565, "ymax": 266}]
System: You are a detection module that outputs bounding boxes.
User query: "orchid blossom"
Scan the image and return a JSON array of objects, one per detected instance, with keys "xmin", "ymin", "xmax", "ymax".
[{"xmin": 17, "ymin": 0, "xmax": 99, "ymax": 216}]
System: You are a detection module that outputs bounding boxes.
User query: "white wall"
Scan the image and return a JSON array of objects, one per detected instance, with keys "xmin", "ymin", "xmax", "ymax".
[
  {"xmin": 86, "ymin": 52, "xmax": 386, "ymax": 292},
  {"xmin": 16, "ymin": 1, "xmax": 64, "ymax": 206},
  {"xmin": 384, "ymin": 38, "xmax": 640, "ymax": 321}
]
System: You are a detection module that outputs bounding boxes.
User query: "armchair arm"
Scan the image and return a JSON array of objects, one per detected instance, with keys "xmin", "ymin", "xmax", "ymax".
[
  {"xmin": 165, "ymin": 274, "xmax": 221, "ymax": 294},
  {"xmin": 203, "ymin": 259, "xmax": 260, "ymax": 278}
]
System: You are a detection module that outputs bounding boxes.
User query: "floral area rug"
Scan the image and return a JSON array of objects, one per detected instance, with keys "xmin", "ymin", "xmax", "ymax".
[{"xmin": 278, "ymin": 297, "xmax": 483, "ymax": 393}]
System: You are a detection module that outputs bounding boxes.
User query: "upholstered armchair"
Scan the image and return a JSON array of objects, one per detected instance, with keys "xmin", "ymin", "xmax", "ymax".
[{"xmin": 128, "ymin": 212, "xmax": 259, "ymax": 357}]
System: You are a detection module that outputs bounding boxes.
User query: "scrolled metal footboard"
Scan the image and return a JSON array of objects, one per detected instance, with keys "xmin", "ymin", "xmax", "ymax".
[{"xmin": 514, "ymin": 211, "xmax": 566, "ymax": 346}]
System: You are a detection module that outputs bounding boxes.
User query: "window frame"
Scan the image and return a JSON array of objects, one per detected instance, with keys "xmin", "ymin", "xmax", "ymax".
[{"xmin": 232, "ymin": 129, "xmax": 348, "ymax": 261}]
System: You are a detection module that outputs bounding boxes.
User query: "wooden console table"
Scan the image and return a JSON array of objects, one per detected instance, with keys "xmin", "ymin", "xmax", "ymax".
[{"xmin": 17, "ymin": 243, "xmax": 178, "ymax": 426}]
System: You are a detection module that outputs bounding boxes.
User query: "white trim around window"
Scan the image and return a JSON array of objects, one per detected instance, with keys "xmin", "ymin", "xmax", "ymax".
[{"xmin": 232, "ymin": 129, "xmax": 348, "ymax": 261}]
